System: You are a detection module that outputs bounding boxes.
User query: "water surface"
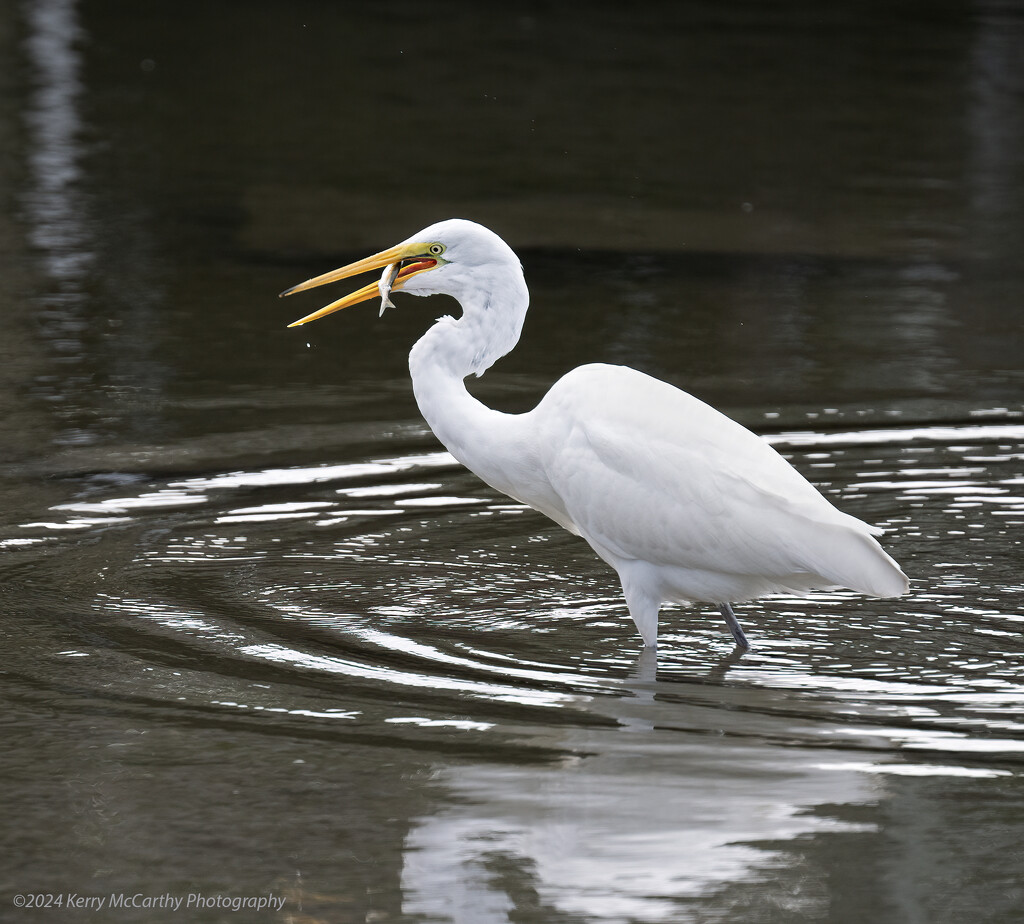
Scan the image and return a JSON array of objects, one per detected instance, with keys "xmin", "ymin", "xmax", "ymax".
[{"xmin": 2, "ymin": 2, "xmax": 1023, "ymax": 922}]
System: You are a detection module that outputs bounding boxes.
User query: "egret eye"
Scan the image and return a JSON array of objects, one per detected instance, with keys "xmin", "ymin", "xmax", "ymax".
[{"xmin": 428, "ymin": 243, "xmax": 445, "ymax": 256}]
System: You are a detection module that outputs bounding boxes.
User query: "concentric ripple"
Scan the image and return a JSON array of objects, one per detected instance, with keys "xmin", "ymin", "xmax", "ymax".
[{"xmin": 4, "ymin": 418, "xmax": 1022, "ymax": 772}]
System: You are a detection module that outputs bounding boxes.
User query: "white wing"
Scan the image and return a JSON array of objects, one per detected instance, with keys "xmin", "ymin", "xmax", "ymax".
[{"xmin": 522, "ymin": 364, "xmax": 907, "ymax": 603}]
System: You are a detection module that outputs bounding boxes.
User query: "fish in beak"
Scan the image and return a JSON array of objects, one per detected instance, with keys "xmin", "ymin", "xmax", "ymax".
[
  {"xmin": 279, "ymin": 241, "xmax": 443, "ymax": 328},
  {"xmin": 377, "ymin": 262, "xmax": 400, "ymax": 317}
]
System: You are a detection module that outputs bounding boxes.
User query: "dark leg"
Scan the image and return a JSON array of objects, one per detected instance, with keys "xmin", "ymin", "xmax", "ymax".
[{"xmin": 719, "ymin": 603, "xmax": 750, "ymax": 650}]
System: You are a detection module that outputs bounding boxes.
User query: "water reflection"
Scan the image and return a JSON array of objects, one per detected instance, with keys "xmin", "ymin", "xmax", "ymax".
[
  {"xmin": 3, "ymin": 1, "xmax": 1024, "ymax": 920},
  {"xmin": 966, "ymin": 2, "xmax": 1024, "ymax": 261},
  {"xmin": 22, "ymin": 0, "xmax": 91, "ymax": 283},
  {"xmin": 401, "ymin": 745, "xmax": 875, "ymax": 921},
  {"xmin": 19, "ymin": 0, "xmax": 108, "ymax": 454}
]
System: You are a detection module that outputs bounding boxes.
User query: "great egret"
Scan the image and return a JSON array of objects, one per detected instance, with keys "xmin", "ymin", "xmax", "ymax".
[{"xmin": 281, "ymin": 219, "xmax": 908, "ymax": 649}]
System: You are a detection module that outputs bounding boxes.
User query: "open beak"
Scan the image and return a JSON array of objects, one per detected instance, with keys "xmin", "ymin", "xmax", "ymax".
[{"xmin": 280, "ymin": 241, "xmax": 439, "ymax": 328}]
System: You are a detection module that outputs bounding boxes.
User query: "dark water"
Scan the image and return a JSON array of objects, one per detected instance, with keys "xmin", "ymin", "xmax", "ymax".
[{"xmin": 2, "ymin": 1, "xmax": 1024, "ymax": 922}]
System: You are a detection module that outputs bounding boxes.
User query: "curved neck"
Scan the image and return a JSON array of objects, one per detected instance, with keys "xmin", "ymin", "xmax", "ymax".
[
  {"xmin": 410, "ymin": 262, "xmax": 529, "ymax": 379},
  {"xmin": 407, "ymin": 266, "xmax": 530, "ymax": 494}
]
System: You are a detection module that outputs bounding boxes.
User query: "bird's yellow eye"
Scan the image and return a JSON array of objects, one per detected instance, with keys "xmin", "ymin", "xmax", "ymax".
[{"xmin": 428, "ymin": 243, "xmax": 445, "ymax": 256}]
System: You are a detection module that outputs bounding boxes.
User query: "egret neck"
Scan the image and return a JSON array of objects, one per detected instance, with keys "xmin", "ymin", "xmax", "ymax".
[{"xmin": 407, "ymin": 261, "xmax": 534, "ymax": 501}]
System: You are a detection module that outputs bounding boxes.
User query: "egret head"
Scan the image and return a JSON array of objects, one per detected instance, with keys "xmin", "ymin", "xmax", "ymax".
[{"xmin": 280, "ymin": 218, "xmax": 521, "ymax": 327}]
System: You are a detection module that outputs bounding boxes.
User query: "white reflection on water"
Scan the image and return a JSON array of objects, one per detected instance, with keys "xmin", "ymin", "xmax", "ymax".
[
  {"xmin": 337, "ymin": 482, "xmax": 443, "ymax": 497},
  {"xmin": 815, "ymin": 761, "xmax": 1011, "ymax": 779},
  {"xmin": 833, "ymin": 726, "xmax": 1024, "ymax": 754},
  {"xmin": 386, "ymin": 717, "xmax": 495, "ymax": 731},
  {"xmin": 210, "ymin": 700, "xmax": 360, "ymax": 720},
  {"xmin": 21, "ymin": 515, "xmax": 131, "ymax": 530},
  {"xmin": 169, "ymin": 451, "xmax": 454, "ymax": 490},
  {"xmin": 766, "ymin": 422, "xmax": 1024, "ymax": 448},
  {"xmin": 398, "ymin": 628, "xmax": 1021, "ymax": 922},
  {"xmin": 103, "ymin": 594, "xmax": 247, "ymax": 642},
  {"xmin": 23, "ymin": 0, "xmax": 92, "ymax": 281},
  {"xmin": 400, "ymin": 749, "xmax": 876, "ymax": 922},
  {"xmin": 56, "ymin": 491, "xmax": 209, "ymax": 514},
  {"xmin": 216, "ymin": 500, "xmax": 334, "ymax": 524},
  {"xmin": 240, "ymin": 642, "xmax": 582, "ymax": 709}
]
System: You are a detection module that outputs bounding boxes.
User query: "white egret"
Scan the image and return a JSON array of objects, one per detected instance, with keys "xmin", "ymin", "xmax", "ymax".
[{"xmin": 281, "ymin": 219, "xmax": 908, "ymax": 649}]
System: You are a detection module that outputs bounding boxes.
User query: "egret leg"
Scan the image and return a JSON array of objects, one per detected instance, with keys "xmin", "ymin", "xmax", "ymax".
[
  {"xmin": 719, "ymin": 603, "xmax": 750, "ymax": 650},
  {"xmin": 620, "ymin": 577, "xmax": 660, "ymax": 648}
]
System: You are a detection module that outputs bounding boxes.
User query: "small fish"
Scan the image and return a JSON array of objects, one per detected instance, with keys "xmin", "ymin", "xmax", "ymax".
[{"xmin": 378, "ymin": 262, "xmax": 401, "ymax": 317}]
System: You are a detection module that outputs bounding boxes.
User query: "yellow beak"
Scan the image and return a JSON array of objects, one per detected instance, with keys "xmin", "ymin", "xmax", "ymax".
[{"xmin": 280, "ymin": 241, "xmax": 438, "ymax": 328}]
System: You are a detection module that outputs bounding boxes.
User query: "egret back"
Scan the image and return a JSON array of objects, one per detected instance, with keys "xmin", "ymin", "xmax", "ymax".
[{"xmin": 523, "ymin": 363, "xmax": 908, "ymax": 604}]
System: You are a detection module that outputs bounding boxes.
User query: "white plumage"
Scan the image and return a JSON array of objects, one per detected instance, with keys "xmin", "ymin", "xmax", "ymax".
[{"xmin": 282, "ymin": 218, "xmax": 909, "ymax": 649}]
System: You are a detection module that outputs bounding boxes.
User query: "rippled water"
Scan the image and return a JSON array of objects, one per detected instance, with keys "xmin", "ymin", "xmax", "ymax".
[
  {"xmin": 3, "ymin": 2, "xmax": 1024, "ymax": 922},
  {"xmin": 6, "ymin": 413, "xmax": 1023, "ymax": 919}
]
